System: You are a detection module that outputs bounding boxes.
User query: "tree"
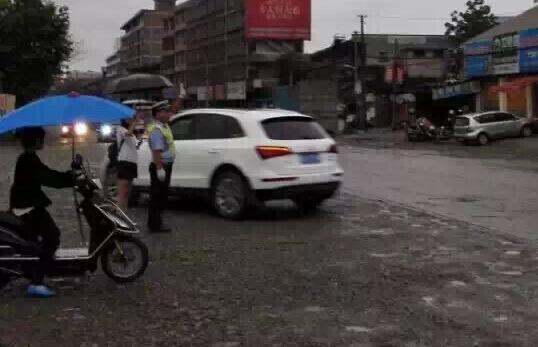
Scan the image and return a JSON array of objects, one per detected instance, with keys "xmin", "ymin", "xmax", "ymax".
[
  {"xmin": 445, "ymin": 0, "xmax": 498, "ymax": 46},
  {"xmin": 0, "ymin": 0, "xmax": 73, "ymax": 105}
]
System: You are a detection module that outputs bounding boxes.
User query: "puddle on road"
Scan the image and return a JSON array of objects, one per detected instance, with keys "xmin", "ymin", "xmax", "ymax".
[
  {"xmin": 449, "ymin": 281, "xmax": 467, "ymax": 288},
  {"xmin": 422, "ymin": 296, "xmax": 436, "ymax": 307},
  {"xmin": 363, "ymin": 229, "xmax": 395, "ymax": 236},
  {"xmin": 497, "ymin": 271, "xmax": 524, "ymax": 277},
  {"xmin": 345, "ymin": 326, "xmax": 372, "ymax": 333},
  {"xmin": 370, "ymin": 253, "xmax": 400, "ymax": 259},
  {"xmin": 304, "ymin": 306, "xmax": 325, "ymax": 313},
  {"xmin": 493, "ymin": 315, "xmax": 509, "ymax": 323}
]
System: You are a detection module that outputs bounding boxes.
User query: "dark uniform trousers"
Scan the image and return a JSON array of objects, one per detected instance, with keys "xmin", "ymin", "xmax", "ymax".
[{"xmin": 148, "ymin": 162, "xmax": 173, "ymax": 230}]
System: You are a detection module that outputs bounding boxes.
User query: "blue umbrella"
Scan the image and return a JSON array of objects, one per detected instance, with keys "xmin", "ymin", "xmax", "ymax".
[{"xmin": 0, "ymin": 93, "xmax": 135, "ymax": 134}]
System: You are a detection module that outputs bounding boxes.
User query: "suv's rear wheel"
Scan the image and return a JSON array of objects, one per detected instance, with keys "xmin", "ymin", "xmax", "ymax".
[
  {"xmin": 477, "ymin": 133, "xmax": 489, "ymax": 146},
  {"xmin": 212, "ymin": 171, "xmax": 248, "ymax": 219},
  {"xmin": 522, "ymin": 126, "xmax": 533, "ymax": 138}
]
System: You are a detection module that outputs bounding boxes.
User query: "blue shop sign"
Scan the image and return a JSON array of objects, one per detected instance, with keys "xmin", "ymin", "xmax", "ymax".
[
  {"xmin": 464, "ymin": 55, "xmax": 490, "ymax": 78},
  {"xmin": 519, "ymin": 28, "xmax": 538, "ymax": 49},
  {"xmin": 520, "ymin": 47, "xmax": 538, "ymax": 73},
  {"xmin": 464, "ymin": 41, "xmax": 492, "ymax": 56}
]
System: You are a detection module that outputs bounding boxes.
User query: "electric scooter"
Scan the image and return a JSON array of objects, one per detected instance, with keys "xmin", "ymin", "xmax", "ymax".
[{"xmin": 0, "ymin": 155, "xmax": 149, "ymax": 289}]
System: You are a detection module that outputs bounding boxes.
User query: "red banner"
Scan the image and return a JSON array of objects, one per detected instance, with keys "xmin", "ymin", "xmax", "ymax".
[{"xmin": 245, "ymin": 0, "xmax": 311, "ymax": 40}]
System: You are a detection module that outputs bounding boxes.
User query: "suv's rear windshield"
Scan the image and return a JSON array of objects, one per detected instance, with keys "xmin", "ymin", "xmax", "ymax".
[
  {"xmin": 262, "ymin": 117, "xmax": 327, "ymax": 140},
  {"xmin": 455, "ymin": 117, "xmax": 470, "ymax": 127}
]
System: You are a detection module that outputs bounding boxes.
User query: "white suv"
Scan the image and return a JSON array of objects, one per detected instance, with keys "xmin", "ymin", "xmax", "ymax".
[{"xmin": 132, "ymin": 109, "xmax": 343, "ymax": 218}]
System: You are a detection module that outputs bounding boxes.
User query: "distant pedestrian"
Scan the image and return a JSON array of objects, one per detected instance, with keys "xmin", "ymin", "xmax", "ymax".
[
  {"xmin": 116, "ymin": 116, "xmax": 140, "ymax": 212},
  {"xmin": 146, "ymin": 101, "xmax": 175, "ymax": 233}
]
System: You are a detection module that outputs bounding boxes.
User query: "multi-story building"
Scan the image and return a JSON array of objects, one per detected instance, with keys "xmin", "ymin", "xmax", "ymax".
[
  {"xmin": 311, "ymin": 34, "xmax": 450, "ymax": 82},
  {"xmin": 309, "ymin": 34, "xmax": 451, "ymax": 125},
  {"xmin": 163, "ymin": 0, "xmax": 310, "ymax": 104},
  {"xmin": 119, "ymin": 0, "xmax": 175, "ymax": 75},
  {"xmin": 456, "ymin": 5, "xmax": 538, "ymax": 118},
  {"xmin": 104, "ymin": 52, "xmax": 123, "ymax": 79}
]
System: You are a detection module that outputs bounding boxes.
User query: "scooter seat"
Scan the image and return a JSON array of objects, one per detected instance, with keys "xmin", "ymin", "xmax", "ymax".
[{"xmin": 0, "ymin": 212, "xmax": 25, "ymax": 231}]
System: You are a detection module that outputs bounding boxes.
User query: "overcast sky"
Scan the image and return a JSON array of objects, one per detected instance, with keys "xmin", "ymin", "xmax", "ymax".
[{"xmin": 54, "ymin": 0, "xmax": 535, "ymax": 71}]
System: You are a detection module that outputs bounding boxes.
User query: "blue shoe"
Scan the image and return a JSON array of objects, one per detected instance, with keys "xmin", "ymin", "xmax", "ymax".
[{"xmin": 26, "ymin": 285, "xmax": 56, "ymax": 298}]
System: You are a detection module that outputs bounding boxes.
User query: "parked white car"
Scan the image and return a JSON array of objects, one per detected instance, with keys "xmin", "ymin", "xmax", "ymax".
[{"xmin": 130, "ymin": 109, "xmax": 343, "ymax": 218}]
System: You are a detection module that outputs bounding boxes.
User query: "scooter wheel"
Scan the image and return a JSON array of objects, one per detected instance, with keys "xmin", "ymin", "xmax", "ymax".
[{"xmin": 101, "ymin": 236, "xmax": 149, "ymax": 284}]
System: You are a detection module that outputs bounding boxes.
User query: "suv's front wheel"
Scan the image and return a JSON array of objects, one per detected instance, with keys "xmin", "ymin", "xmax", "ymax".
[
  {"xmin": 477, "ymin": 133, "xmax": 489, "ymax": 146},
  {"xmin": 212, "ymin": 171, "xmax": 249, "ymax": 219}
]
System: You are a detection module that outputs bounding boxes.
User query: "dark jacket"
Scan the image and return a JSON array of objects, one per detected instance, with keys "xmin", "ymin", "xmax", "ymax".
[{"xmin": 10, "ymin": 152, "xmax": 73, "ymax": 209}]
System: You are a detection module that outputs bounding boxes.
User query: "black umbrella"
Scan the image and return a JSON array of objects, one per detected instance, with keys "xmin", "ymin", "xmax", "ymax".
[{"xmin": 110, "ymin": 74, "xmax": 174, "ymax": 93}]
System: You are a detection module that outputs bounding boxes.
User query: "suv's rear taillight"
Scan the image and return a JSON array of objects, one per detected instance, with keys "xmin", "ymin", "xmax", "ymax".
[
  {"xmin": 328, "ymin": 144, "xmax": 338, "ymax": 154},
  {"xmin": 256, "ymin": 146, "xmax": 293, "ymax": 160}
]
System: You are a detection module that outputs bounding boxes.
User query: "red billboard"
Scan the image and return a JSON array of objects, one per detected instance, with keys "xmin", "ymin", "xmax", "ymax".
[{"xmin": 245, "ymin": 0, "xmax": 311, "ymax": 40}]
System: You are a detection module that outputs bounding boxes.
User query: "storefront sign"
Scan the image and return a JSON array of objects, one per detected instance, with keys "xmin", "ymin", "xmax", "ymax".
[
  {"xmin": 493, "ymin": 61, "xmax": 520, "ymax": 75},
  {"xmin": 432, "ymin": 81, "xmax": 481, "ymax": 100},
  {"xmin": 464, "ymin": 41, "xmax": 492, "ymax": 56},
  {"xmin": 226, "ymin": 81, "xmax": 247, "ymax": 100},
  {"xmin": 520, "ymin": 47, "xmax": 538, "ymax": 73},
  {"xmin": 519, "ymin": 28, "xmax": 538, "ymax": 49},
  {"xmin": 245, "ymin": 0, "xmax": 311, "ymax": 40},
  {"xmin": 464, "ymin": 55, "xmax": 491, "ymax": 78},
  {"xmin": 0, "ymin": 94, "xmax": 16, "ymax": 117},
  {"xmin": 384, "ymin": 66, "xmax": 404, "ymax": 84}
]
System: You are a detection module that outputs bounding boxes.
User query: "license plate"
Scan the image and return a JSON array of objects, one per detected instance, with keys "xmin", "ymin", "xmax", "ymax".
[{"xmin": 300, "ymin": 153, "xmax": 321, "ymax": 165}]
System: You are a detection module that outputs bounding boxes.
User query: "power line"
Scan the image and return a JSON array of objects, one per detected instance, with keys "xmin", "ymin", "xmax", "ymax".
[{"xmin": 367, "ymin": 11, "xmax": 522, "ymax": 21}]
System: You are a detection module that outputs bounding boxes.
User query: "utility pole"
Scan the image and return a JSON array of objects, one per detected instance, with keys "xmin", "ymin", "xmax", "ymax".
[
  {"xmin": 353, "ymin": 15, "xmax": 368, "ymax": 132},
  {"xmin": 205, "ymin": 49, "xmax": 210, "ymax": 108},
  {"xmin": 358, "ymin": 14, "xmax": 368, "ymax": 132},
  {"xmin": 391, "ymin": 39, "xmax": 400, "ymax": 130},
  {"xmin": 352, "ymin": 31, "xmax": 360, "ymax": 131},
  {"xmin": 223, "ymin": 0, "xmax": 228, "ymax": 105}
]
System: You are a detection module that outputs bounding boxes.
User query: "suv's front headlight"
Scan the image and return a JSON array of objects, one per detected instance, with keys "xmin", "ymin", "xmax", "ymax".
[
  {"xmin": 74, "ymin": 122, "xmax": 88, "ymax": 136},
  {"xmin": 101, "ymin": 124, "xmax": 112, "ymax": 136}
]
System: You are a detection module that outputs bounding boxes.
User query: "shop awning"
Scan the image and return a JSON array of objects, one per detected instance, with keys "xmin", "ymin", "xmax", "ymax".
[{"xmin": 490, "ymin": 75, "xmax": 538, "ymax": 93}]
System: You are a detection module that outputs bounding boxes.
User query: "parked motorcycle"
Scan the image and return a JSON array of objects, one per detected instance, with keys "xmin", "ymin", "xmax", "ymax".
[
  {"xmin": 407, "ymin": 116, "xmax": 452, "ymax": 144},
  {"xmin": 0, "ymin": 155, "xmax": 149, "ymax": 289}
]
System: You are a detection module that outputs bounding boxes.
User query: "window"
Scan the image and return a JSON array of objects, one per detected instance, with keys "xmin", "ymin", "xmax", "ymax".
[
  {"xmin": 192, "ymin": 114, "xmax": 245, "ymax": 140},
  {"xmin": 171, "ymin": 116, "xmax": 194, "ymax": 140},
  {"xmin": 262, "ymin": 117, "xmax": 327, "ymax": 140},
  {"xmin": 495, "ymin": 113, "xmax": 516, "ymax": 122},
  {"xmin": 475, "ymin": 114, "xmax": 497, "ymax": 124}
]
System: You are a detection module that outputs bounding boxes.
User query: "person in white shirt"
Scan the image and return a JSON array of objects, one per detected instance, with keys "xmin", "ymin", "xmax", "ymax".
[{"xmin": 116, "ymin": 117, "xmax": 140, "ymax": 211}]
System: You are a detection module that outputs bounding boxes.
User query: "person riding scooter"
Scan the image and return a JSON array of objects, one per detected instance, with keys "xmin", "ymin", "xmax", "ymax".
[{"xmin": 10, "ymin": 127, "xmax": 77, "ymax": 298}]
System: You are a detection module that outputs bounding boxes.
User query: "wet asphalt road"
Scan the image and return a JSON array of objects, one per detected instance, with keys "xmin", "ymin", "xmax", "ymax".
[
  {"xmin": 2, "ymin": 136, "xmax": 538, "ymax": 346},
  {"xmin": 340, "ymin": 136, "xmax": 538, "ymax": 240}
]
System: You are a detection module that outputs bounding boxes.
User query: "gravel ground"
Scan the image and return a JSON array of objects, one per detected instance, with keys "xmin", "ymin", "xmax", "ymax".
[{"xmin": 1, "ymin": 141, "xmax": 538, "ymax": 346}]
